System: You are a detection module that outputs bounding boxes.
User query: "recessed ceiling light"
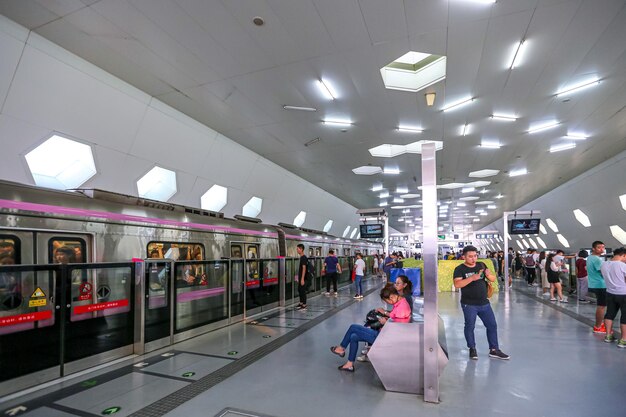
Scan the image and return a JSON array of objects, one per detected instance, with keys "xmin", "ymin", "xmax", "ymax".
[
  {"xmin": 442, "ymin": 96, "xmax": 474, "ymax": 112},
  {"xmin": 555, "ymin": 78, "xmax": 600, "ymax": 97},
  {"xmin": 283, "ymin": 105, "xmax": 317, "ymax": 112},
  {"xmin": 549, "ymin": 143, "xmax": 576, "ymax": 153},
  {"xmin": 509, "ymin": 168, "xmax": 527, "ymax": 177},
  {"xmin": 323, "ymin": 119, "xmax": 352, "ymax": 126},
  {"xmin": 383, "ymin": 167, "xmax": 400, "ymax": 175},
  {"xmin": 528, "ymin": 120, "xmax": 560, "ymax": 134},
  {"xmin": 397, "ymin": 125, "xmax": 423, "ymax": 133},
  {"xmin": 480, "ymin": 140, "xmax": 501, "ymax": 149},
  {"xmin": 508, "ymin": 40, "xmax": 528, "ymax": 69},
  {"xmin": 316, "ymin": 79, "xmax": 338, "ymax": 100},
  {"xmin": 491, "ymin": 114, "xmax": 517, "ymax": 121}
]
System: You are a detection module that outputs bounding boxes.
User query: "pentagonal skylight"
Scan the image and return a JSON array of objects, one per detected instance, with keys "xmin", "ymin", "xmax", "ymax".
[
  {"xmin": 610, "ymin": 225, "xmax": 626, "ymax": 244},
  {"xmin": 323, "ymin": 220, "xmax": 333, "ymax": 233},
  {"xmin": 350, "ymin": 227, "xmax": 358, "ymax": 239},
  {"xmin": 352, "ymin": 166, "xmax": 383, "ymax": 175},
  {"xmin": 539, "ymin": 224, "xmax": 547, "ymax": 234},
  {"xmin": 293, "ymin": 211, "xmax": 307, "ymax": 227},
  {"xmin": 620, "ymin": 194, "xmax": 626, "ymax": 211},
  {"xmin": 573, "ymin": 209, "xmax": 591, "ymax": 227},
  {"xmin": 342, "ymin": 226, "xmax": 351, "ymax": 237},
  {"xmin": 557, "ymin": 234, "xmax": 570, "ymax": 248},
  {"xmin": 536, "ymin": 237, "xmax": 547, "ymax": 249},
  {"xmin": 137, "ymin": 166, "xmax": 177, "ymax": 202},
  {"xmin": 242, "ymin": 196, "xmax": 263, "ymax": 218},
  {"xmin": 25, "ymin": 134, "xmax": 97, "ymax": 190},
  {"xmin": 405, "ymin": 140, "xmax": 444, "ymax": 153},
  {"xmin": 380, "ymin": 51, "xmax": 447, "ymax": 92},
  {"xmin": 546, "ymin": 218, "xmax": 559, "ymax": 233},
  {"xmin": 201, "ymin": 185, "xmax": 228, "ymax": 212},
  {"xmin": 468, "ymin": 169, "xmax": 499, "ymax": 178}
]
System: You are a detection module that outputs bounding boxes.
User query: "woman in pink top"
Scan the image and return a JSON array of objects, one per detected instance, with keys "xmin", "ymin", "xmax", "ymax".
[{"xmin": 330, "ymin": 285, "xmax": 411, "ymax": 372}]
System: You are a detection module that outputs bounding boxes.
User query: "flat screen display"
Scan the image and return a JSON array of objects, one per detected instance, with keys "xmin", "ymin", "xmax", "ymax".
[
  {"xmin": 360, "ymin": 224, "xmax": 384, "ymax": 238},
  {"xmin": 509, "ymin": 218, "xmax": 541, "ymax": 235}
]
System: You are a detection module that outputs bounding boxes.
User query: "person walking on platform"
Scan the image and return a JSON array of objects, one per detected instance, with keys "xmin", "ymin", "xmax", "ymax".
[
  {"xmin": 600, "ymin": 247, "xmax": 626, "ymax": 347},
  {"xmin": 575, "ymin": 250, "xmax": 592, "ymax": 303},
  {"xmin": 524, "ymin": 249, "xmax": 537, "ymax": 286},
  {"xmin": 382, "ymin": 253, "xmax": 395, "ymax": 281},
  {"xmin": 454, "ymin": 245, "xmax": 509, "ymax": 360},
  {"xmin": 353, "ymin": 253, "xmax": 365, "ymax": 299},
  {"xmin": 296, "ymin": 244, "xmax": 308, "ymax": 311},
  {"xmin": 547, "ymin": 253, "xmax": 567, "ymax": 302},
  {"xmin": 601, "ymin": 248, "xmax": 626, "ymax": 348},
  {"xmin": 587, "ymin": 241, "xmax": 607, "ymax": 333},
  {"xmin": 323, "ymin": 249, "xmax": 341, "ymax": 296}
]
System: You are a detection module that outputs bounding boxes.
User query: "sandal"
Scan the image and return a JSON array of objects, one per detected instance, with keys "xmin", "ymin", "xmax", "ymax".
[
  {"xmin": 330, "ymin": 346, "xmax": 345, "ymax": 358},
  {"xmin": 338, "ymin": 365, "xmax": 354, "ymax": 372}
]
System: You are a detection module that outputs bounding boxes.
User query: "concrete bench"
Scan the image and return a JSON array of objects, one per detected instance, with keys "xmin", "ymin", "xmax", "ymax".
[{"xmin": 367, "ymin": 317, "xmax": 448, "ymax": 395}]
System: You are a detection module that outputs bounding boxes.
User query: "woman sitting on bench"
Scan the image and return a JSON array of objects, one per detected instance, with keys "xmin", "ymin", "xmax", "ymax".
[{"xmin": 330, "ymin": 285, "xmax": 411, "ymax": 372}]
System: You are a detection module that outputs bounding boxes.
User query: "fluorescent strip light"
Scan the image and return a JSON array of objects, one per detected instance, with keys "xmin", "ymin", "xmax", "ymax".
[
  {"xmin": 383, "ymin": 167, "xmax": 400, "ymax": 175},
  {"xmin": 550, "ymin": 143, "xmax": 576, "ymax": 153},
  {"xmin": 487, "ymin": 205, "xmax": 496, "ymax": 209},
  {"xmin": 379, "ymin": 201, "xmax": 388, "ymax": 207},
  {"xmin": 479, "ymin": 189, "xmax": 489, "ymax": 194},
  {"xmin": 397, "ymin": 125, "xmax": 423, "ymax": 133},
  {"xmin": 462, "ymin": 0, "xmax": 496, "ymax": 4},
  {"xmin": 491, "ymin": 114, "xmax": 517, "ymax": 121},
  {"xmin": 323, "ymin": 119, "xmax": 352, "ymax": 126},
  {"xmin": 442, "ymin": 97, "xmax": 474, "ymax": 112},
  {"xmin": 393, "ymin": 198, "xmax": 404, "ymax": 203},
  {"xmin": 495, "ymin": 194, "xmax": 504, "ymax": 199},
  {"xmin": 316, "ymin": 79, "xmax": 337, "ymax": 100},
  {"xmin": 480, "ymin": 141, "xmax": 501, "ymax": 149},
  {"xmin": 395, "ymin": 187, "xmax": 409, "ymax": 194},
  {"xmin": 556, "ymin": 78, "xmax": 600, "ymax": 97},
  {"xmin": 528, "ymin": 121, "xmax": 560, "ymax": 134},
  {"xmin": 509, "ymin": 40, "xmax": 528, "ymax": 69},
  {"xmin": 565, "ymin": 132, "xmax": 588, "ymax": 140},
  {"xmin": 283, "ymin": 105, "xmax": 317, "ymax": 112},
  {"xmin": 371, "ymin": 184, "xmax": 383, "ymax": 192},
  {"xmin": 457, "ymin": 202, "xmax": 466, "ymax": 207},
  {"xmin": 379, "ymin": 192, "xmax": 390, "ymax": 198},
  {"xmin": 462, "ymin": 187, "xmax": 475, "ymax": 193},
  {"xmin": 461, "ymin": 123, "xmax": 469, "ymax": 136},
  {"xmin": 509, "ymin": 168, "xmax": 527, "ymax": 177}
]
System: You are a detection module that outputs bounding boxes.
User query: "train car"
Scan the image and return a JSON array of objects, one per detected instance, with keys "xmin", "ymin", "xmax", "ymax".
[{"xmin": 0, "ymin": 180, "xmax": 382, "ymax": 394}]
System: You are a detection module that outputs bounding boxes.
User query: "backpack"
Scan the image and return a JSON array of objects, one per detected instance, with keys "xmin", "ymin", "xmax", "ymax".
[
  {"xmin": 525, "ymin": 254, "xmax": 535, "ymax": 267},
  {"xmin": 306, "ymin": 259, "xmax": 316, "ymax": 280}
]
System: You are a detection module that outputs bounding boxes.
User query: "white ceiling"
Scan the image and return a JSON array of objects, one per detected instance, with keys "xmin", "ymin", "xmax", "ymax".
[{"xmin": 2, "ymin": 0, "xmax": 626, "ymax": 234}]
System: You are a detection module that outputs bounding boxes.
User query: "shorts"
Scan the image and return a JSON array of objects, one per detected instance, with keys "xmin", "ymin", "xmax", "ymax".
[
  {"xmin": 604, "ymin": 293, "xmax": 626, "ymax": 324},
  {"xmin": 588, "ymin": 288, "xmax": 607, "ymax": 306}
]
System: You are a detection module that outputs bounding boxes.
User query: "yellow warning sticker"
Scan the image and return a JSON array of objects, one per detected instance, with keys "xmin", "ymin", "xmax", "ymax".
[
  {"xmin": 29, "ymin": 298, "xmax": 47, "ymax": 307},
  {"xmin": 31, "ymin": 287, "xmax": 46, "ymax": 298}
]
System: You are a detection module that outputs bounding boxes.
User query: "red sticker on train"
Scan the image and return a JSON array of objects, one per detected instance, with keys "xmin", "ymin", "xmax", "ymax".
[
  {"xmin": 73, "ymin": 299, "xmax": 129, "ymax": 315},
  {"xmin": 0, "ymin": 310, "xmax": 53, "ymax": 327}
]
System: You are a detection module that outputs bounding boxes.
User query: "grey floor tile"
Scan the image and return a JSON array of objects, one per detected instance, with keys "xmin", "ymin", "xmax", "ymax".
[
  {"xmin": 141, "ymin": 353, "xmax": 233, "ymax": 380},
  {"xmin": 18, "ymin": 407, "xmax": 79, "ymax": 417}
]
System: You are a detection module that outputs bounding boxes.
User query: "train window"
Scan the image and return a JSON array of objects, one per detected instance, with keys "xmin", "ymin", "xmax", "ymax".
[
  {"xmin": 0, "ymin": 235, "xmax": 20, "ymax": 265},
  {"xmin": 147, "ymin": 242, "xmax": 204, "ymax": 261},
  {"xmin": 49, "ymin": 238, "xmax": 86, "ymax": 264},
  {"xmin": 308, "ymin": 247, "xmax": 314, "ymax": 257},
  {"xmin": 343, "ymin": 248, "xmax": 351, "ymax": 256},
  {"xmin": 313, "ymin": 247, "xmax": 322, "ymax": 257},
  {"xmin": 231, "ymin": 244, "xmax": 243, "ymax": 258},
  {"xmin": 245, "ymin": 245, "xmax": 258, "ymax": 259}
]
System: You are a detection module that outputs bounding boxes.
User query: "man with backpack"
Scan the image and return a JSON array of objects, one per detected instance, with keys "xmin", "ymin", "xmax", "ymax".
[{"xmin": 524, "ymin": 249, "xmax": 537, "ymax": 286}]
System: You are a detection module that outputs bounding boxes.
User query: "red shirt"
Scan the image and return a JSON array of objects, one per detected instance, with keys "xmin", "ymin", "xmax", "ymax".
[
  {"xmin": 390, "ymin": 297, "xmax": 411, "ymax": 323},
  {"xmin": 575, "ymin": 258, "xmax": 587, "ymax": 278}
]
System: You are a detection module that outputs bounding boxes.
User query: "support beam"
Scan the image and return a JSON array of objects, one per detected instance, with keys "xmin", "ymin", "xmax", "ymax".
[{"xmin": 421, "ymin": 142, "xmax": 439, "ymax": 403}]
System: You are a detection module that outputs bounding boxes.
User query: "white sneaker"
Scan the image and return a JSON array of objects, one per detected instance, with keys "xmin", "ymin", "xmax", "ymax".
[
  {"xmin": 324, "ymin": 292, "xmax": 330, "ymax": 296},
  {"xmin": 559, "ymin": 298, "xmax": 568, "ymax": 303},
  {"xmin": 356, "ymin": 355, "xmax": 369, "ymax": 362}
]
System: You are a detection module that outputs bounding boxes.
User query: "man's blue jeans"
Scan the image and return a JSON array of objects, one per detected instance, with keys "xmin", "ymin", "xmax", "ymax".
[
  {"xmin": 461, "ymin": 303, "xmax": 499, "ymax": 349},
  {"xmin": 354, "ymin": 274, "xmax": 363, "ymax": 295},
  {"xmin": 340, "ymin": 324, "xmax": 378, "ymax": 362}
]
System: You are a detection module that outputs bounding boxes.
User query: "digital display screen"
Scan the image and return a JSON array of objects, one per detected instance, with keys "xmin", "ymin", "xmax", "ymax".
[
  {"xmin": 509, "ymin": 219, "xmax": 541, "ymax": 235},
  {"xmin": 360, "ymin": 224, "xmax": 384, "ymax": 238}
]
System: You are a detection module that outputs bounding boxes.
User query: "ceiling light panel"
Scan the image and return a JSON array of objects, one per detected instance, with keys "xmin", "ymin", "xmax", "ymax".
[
  {"xmin": 379, "ymin": 191, "xmax": 390, "ymax": 198},
  {"xmin": 509, "ymin": 168, "xmax": 527, "ymax": 177},
  {"xmin": 508, "ymin": 40, "xmax": 528, "ymax": 69},
  {"xmin": 442, "ymin": 96, "xmax": 474, "ymax": 112},
  {"xmin": 371, "ymin": 184, "xmax": 384, "ymax": 192},
  {"xmin": 528, "ymin": 120, "xmax": 560, "ymax": 134},
  {"xmin": 401, "ymin": 193, "xmax": 420, "ymax": 199},
  {"xmin": 540, "ymin": 224, "xmax": 547, "ymax": 234},
  {"xmin": 469, "ymin": 169, "xmax": 499, "ymax": 178},
  {"xmin": 480, "ymin": 140, "xmax": 501, "ymax": 149},
  {"xmin": 383, "ymin": 167, "xmax": 400, "ymax": 175},
  {"xmin": 565, "ymin": 132, "xmax": 589, "ymax": 140},
  {"xmin": 610, "ymin": 225, "xmax": 626, "ymax": 244},
  {"xmin": 397, "ymin": 125, "xmax": 423, "ymax": 133},
  {"xmin": 323, "ymin": 119, "xmax": 352, "ymax": 126},
  {"xmin": 555, "ymin": 77, "xmax": 600, "ymax": 97},
  {"xmin": 460, "ymin": 124, "xmax": 470, "ymax": 136},
  {"xmin": 459, "ymin": 196, "xmax": 480, "ymax": 201},
  {"xmin": 620, "ymin": 194, "xmax": 626, "ymax": 211},
  {"xmin": 491, "ymin": 114, "xmax": 517, "ymax": 121},
  {"xmin": 316, "ymin": 79, "xmax": 338, "ymax": 100},
  {"xmin": 557, "ymin": 234, "xmax": 570, "ymax": 248},
  {"xmin": 546, "ymin": 218, "xmax": 559, "ymax": 232},
  {"xmin": 461, "ymin": 187, "xmax": 475, "ymax": 193},
  {"xmin": 352, "ymin": 166, "xmax": 383, "ymax": 175},
  {"xmin": 536, "ymin": 237, "xmax": 547, "ymax": 249},
  {"xmin": 283, "ymin": 105, "xmax": 317, "ymax": 112},
  {"xmin": 550, "ymin": 143, "xmax": 576, "ymax": 153}
]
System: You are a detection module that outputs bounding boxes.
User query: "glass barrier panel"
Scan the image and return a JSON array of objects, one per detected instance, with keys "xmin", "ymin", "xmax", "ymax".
[
  {"xmin": 0, "ymin": 265, "xmax": 61, "ymax": 382},
  {"xmin": 246, "ymin": 259, "xmax": 279, "ymax": 311},
  {"xmin": 65, "ymin": 264, "xmax": 134, "ymax": 364},
  {"xmin": 175, "ymin": 260, "xmax": 228, "ymax": 332},
  {"xmin": 285, "ymin": 258, "xmax": 295, "ymax": 302},
  {"xmin": 230, "ymin": 260, "xmax": 244, "ymax": 317},
  {"xmin": 145, "ymin": 261, "xmax": 170, "ymax": 343}
]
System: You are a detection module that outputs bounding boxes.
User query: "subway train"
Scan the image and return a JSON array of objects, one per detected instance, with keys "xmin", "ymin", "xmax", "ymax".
[{"xmin": 0, "ymin": 180, "xmax": 382, "ymax": 395}]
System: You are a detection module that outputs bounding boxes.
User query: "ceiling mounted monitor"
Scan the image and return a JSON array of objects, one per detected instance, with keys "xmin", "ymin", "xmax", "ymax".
[
  {"xmin": 360, "ymin": 224, "xmax": 384, "ymax": 239},
  {"xmin": 509, "ymin": 219, "xmax": 541, "ymax": 235}
]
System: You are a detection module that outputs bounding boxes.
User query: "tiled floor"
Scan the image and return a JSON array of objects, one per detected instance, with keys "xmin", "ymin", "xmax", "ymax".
[{"xmin": 3, "ymin": 276, "xmax": 625, "ymax": 417}]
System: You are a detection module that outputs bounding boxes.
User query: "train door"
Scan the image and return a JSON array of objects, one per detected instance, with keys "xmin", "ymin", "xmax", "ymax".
[
  {"xmin": 37, "ymin": 233, "xmax": 135, "ymax": 374},
  {"xmin": 244, "ymin": 243, "xmax": 263, "ymax": 316},
  {"xmin": 140, "ymin": 258, "xmax": 173, "ymax": 353},
  {"xmin": 310, "ymin": 246, "xmax": 322, "ymax": 293}
]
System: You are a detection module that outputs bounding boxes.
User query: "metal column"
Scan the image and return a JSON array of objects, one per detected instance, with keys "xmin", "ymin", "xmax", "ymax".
[
  {"xmin": 421, "ymin": 142, "xmax": 439, "ymax": 403},
  {"xmin": 385, "ymin": 215, "xmax": 389, "ymax": 255}
]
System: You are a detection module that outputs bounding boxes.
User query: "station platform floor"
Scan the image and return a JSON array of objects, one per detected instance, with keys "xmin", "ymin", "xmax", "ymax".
[{"xmin": 1, "ymin": 276, "xmax": 624, "ymax": 417}]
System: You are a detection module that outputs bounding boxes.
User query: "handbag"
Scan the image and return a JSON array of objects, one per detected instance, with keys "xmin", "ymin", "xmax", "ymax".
[
  {"xmin": 486, "ymin": 280, "xmax": 494, "ymax": 298},
  {"xmin": 351, "ymin": 269, "xmax": 356, "ymax": 282}
]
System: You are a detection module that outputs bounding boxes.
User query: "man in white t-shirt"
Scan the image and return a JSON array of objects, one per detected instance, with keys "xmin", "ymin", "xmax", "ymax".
[
  {"xmin": 353, "ymin": 253, "xmax": 366, "ymax": 299},
  {"xmin": 600, "ymin": 247, "xmax": 626, "ymax": 347}
]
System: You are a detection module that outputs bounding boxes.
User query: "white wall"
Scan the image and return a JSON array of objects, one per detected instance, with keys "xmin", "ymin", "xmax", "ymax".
[
  {"xmin": 480, "ymin": 149, "xmax": 626, "ymax": 252},
  {"xmin": 0, "ymin": 15, "xmax": 362, "ymax": 235}
]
